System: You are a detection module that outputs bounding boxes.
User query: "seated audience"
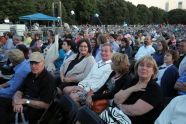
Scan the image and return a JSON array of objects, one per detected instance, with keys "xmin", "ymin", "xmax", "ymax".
[
  {"xmin": 12, "ymin": 52, "xmax": 56, "ymax": 123},
  {"xmin": 114, "ymin": 56, "xmax": 163, "ymax": 124},
  {"xmin": 63, "ymin": 43, "xmax": 113, "ymax": 105},
  {"xmin": 60, "ymin": 38, "xmax": 95, "ymax": 88},
  {"xmin": 152, "ymin": 40, "xmax": 168, "ymax": 66},
  {"xmin": 43, "ymin": 30, "xmax": 59, "ymax": 72},
  {"xmin": 135, "ymin": 35, "xmax": 155, "ymax": 60},
  {"xmin": 156, "ymin": 49, "xmax": 179, "ymax": 97},
  {"xmin": 85, "ymin": 53, "xmax": 131, "ymax": 109},
  {"xmin": 119, "ymin": 38, "xmax": 133, "ymax": 59},
  {"xmin": 0, "ymin": 49, "xmax": 31, "ymax": 123}
]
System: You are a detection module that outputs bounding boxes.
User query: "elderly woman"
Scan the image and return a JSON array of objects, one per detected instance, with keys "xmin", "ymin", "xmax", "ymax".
[
  {"xmin": 60, "ymin": 38, "xmax": 95, "ymax": 88},
  {"xmin": 86, "ymin": 53, "xmax": 131, "ymax": 111},
  {"xmin": 114, "ymin": 56, "xmax": 163, "ymax": 124}
]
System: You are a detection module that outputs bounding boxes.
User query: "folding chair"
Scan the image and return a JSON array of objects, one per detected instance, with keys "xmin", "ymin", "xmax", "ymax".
[
  {"xmin": 76, "ymin": 106, "xmax": 105, "ymax": 124},
  {"xmin": 38, "ymin": 94, "xmax": 78, "ymax": 124}
]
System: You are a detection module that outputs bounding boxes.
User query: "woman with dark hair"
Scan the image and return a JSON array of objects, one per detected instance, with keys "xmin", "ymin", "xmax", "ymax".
[
  {"xmin": 120, "ymin": 38, "xmax": 133, "ymax": 59},
  {"xmin": 60, "ymin": 38, "xmax": 95, "ymax": 88},
  {"xmin": 30, "ymin": 33, "xmax": 43, "ymax": 52},
  {"xmin": 152, "ymin": 40, "xmax": 168, "ymax": 66},
  {"xmin": 90, "ymin": 37, "xmax": 99, "ymax": 58},
  {"xmin": 156, "ymin": 49, "xmax": 179, "ymax": 97}
]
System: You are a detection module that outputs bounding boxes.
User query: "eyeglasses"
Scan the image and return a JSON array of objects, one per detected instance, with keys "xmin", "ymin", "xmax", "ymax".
[{"xmin": 79, "ymin": 46, "xmax": 88, "ymax": 48}]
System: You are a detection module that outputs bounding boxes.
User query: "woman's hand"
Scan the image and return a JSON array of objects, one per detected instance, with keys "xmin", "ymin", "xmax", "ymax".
[
  {"xmin": 114, "ymin": 90, "xmax": 125, "ymax": 105},
  {"xmin": 129, "ymin": 83, "xmax": 146, "ymax": 93}
]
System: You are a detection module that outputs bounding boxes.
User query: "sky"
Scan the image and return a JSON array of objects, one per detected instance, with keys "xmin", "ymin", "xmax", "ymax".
[{"xmin": 126, "ymin": 0, "xmax": 167, "ymax": 9}]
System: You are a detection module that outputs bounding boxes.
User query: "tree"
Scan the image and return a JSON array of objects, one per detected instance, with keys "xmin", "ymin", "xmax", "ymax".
[
  {"xmin": 98, "ymin": 0, "xmax": 129, "ymax": 25},
  {"xmin": 126, "ymin": 1, "xmax": 138, "ymax": 24},
  {"xmin": 137, "ymin": 4, "xmax": 153, "ymax": 24},
  {"xmin": 149, "ymin": 6, "xmax": 165, "ymax": 24},
  {"xmin": 75, "ymin": 0, "xmax": 98, "ymax": 24},
  {"xmin": 62, "ymin": 0, "xmax": 76, "ymax": 24},
  {"xmin": 0, "ymin": 0, "xmax": 36, "ymax": 21},
  {"xmin": 167, "ymin": 9, "xmax": 186, "ymax": 24}
]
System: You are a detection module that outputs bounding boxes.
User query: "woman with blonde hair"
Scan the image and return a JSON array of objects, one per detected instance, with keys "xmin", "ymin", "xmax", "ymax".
[
  {"xmin": 86, "ymin": 52, "xmax": 132, "ymax": 112},
  {"xmin": 114, "ymin": 55, "xmax": 163, "ymax": 124}
]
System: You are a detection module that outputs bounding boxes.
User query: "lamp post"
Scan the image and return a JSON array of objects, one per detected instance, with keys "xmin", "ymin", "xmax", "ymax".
[
  {"xmin": 95, "ymin": 13, "xmax": 102, "ymax": 25},
  {"xmin": 4, "ymin": 17, "xmax": 10, "ymax": 24},
  {"xmin": 71, "ymin": 10, "xmax": 75, "ymax": 25}
]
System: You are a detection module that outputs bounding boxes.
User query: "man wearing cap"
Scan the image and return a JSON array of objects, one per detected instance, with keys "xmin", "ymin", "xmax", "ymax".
[
  {"xmin": 0, "ymin": 49, "xmax": 31, "ymax": 123},
  {"xmin": 12, "ymin": 52, "xmax": 56, "ymax": 123}
]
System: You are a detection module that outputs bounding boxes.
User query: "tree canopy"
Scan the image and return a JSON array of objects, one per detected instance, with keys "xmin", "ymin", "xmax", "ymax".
[{"xmin": 0, "ymin": 0, "xmax": 185, "ymax": 25}]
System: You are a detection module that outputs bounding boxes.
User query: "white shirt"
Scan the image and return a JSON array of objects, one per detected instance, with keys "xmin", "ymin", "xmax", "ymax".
[
  {"xmin": 155, "ymin": 95, "xmax": 186, "ymax": 124},
  {"xmin": 179, "ymin": 56, "xmax": 186, "ymax": 76},
  {"xmin": 134, "ymin": 45, "xmax": 155, "ymax": 60},
  {"xmin": 78, "ymin": 59, "xmax": 112, "ymax": 92}
]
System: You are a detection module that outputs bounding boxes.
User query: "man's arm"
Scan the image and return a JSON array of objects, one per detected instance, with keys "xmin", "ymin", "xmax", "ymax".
[
  {"xmin": 0, "ymin": 82, "xmax": 9, "ymax": 88},
  {"xmin": 23, "ymin": 99, "xmax": 49, "ymax": 109},
  {"xmin": 174, "ymin": 82, "xmax": 186, "ymax": 91}
]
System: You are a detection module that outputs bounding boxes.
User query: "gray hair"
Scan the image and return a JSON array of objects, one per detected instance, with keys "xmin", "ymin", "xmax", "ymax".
[
  {"xmin": 13, "ymin": 35, "xmax": 22, "ymax": 41},
  {"xmin": 7, "ymin": 49, "xmax": 25, "ymax": 65}
]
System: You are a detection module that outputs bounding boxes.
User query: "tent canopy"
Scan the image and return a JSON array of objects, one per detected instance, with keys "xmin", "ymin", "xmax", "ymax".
[{"xmin": 19, "ymin": 13, "xmax": 61, "ymax": 21}]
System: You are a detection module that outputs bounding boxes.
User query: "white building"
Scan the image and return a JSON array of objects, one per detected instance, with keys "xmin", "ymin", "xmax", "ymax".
[
  {"xmin": 165, "ymin": 0, "xmax": 186, "ymax": 11},
  {"xmin": 126, "ymin": 0, "xmax": 186, "ymax": 11}
]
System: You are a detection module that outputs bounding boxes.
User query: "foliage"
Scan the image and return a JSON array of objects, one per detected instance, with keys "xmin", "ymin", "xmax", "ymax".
[
  {"xmin": 137, "ymin": 4, "xmax": 153, "ymax": 24},
  {"xmin": 167, "ymin": 9, "xmax": 186, "ymax": 24},
  {"xmin": 0, "ymin": 0, "xmax": 36, "ymax": 21},
  {"xmin": 0, "ymin": 0, "xmax": 185, "ymax": 24},
  {"xmin": 149, "ymin": 7, "xmax": 165, "ymax": 24}
]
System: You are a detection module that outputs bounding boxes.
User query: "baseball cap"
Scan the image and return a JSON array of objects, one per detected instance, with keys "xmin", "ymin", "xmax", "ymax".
[{"xmin": 29, "ymin": 52, "xmax": 44, "ymax": 63}]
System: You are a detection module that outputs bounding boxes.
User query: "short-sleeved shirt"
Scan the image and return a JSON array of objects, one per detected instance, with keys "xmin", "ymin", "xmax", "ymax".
[
  {"xmin": 19, "ymin": 69, "xmax": 56, "ymax": 122},
  {"xmin": 19, "ymin": 69, "xmax": 56, "ymax": 103},
  {"xmin": 123, "ymin": 78, "xmax": 163, "ymax": 124}
]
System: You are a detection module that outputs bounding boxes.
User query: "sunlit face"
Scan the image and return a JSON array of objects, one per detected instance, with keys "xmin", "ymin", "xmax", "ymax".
[
  {"xmin": 101, "ymin": 45, "xmax": 112, "ymax": 61},
  {"xmin": 144, "ymin": 37, "xmax": 151, "ymax": 45},
  {"xmin": 164, "ymin": 53, "xmax": 173, "ymax": 64},
  {"xmin": 30, "ymin": 61, "xmax": 45, "ymax": 75},
  {"xmin": 79, "ymin": 42, "xmax": 89, "ymax": 56},
  {"xmin": 137, "ymin": 61, "xmax": 154, "ymax": 79},
  {"xmin": 157, "ymin": 42, "xmax": 163, "ymax": 51}
]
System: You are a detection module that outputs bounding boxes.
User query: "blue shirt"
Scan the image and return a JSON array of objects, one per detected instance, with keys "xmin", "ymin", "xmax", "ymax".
[
  {"xmin": 0, "ymin": 60, "xmax": 31, "ymax": 98},
  {"xmin": 177, "ymin": 71, "xmax": 186, "ymax": 95},
  {"xmin": 3, "ymin": 38, "xmax": 14, "ymax": 50}
]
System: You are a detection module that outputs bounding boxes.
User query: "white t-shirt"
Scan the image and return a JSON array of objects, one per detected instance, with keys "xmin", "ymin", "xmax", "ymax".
[
  {"xmin": 155, "ymin": 95, "xmax": 186, "ymax": 124},
  {"xmin": 135, "ymin": 45, "xmax": 155, "ymax": 60}
]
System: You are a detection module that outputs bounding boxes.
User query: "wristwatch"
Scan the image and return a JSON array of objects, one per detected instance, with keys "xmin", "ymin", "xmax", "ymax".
[{"xmin": 25, "ymin": 99, "xmax": 31, "ymax": 104}]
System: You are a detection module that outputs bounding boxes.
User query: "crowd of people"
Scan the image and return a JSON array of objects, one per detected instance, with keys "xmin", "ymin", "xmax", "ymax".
[{"xmin": 0, "ymin": 24, "xmax": 185, "ymax": 124}]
